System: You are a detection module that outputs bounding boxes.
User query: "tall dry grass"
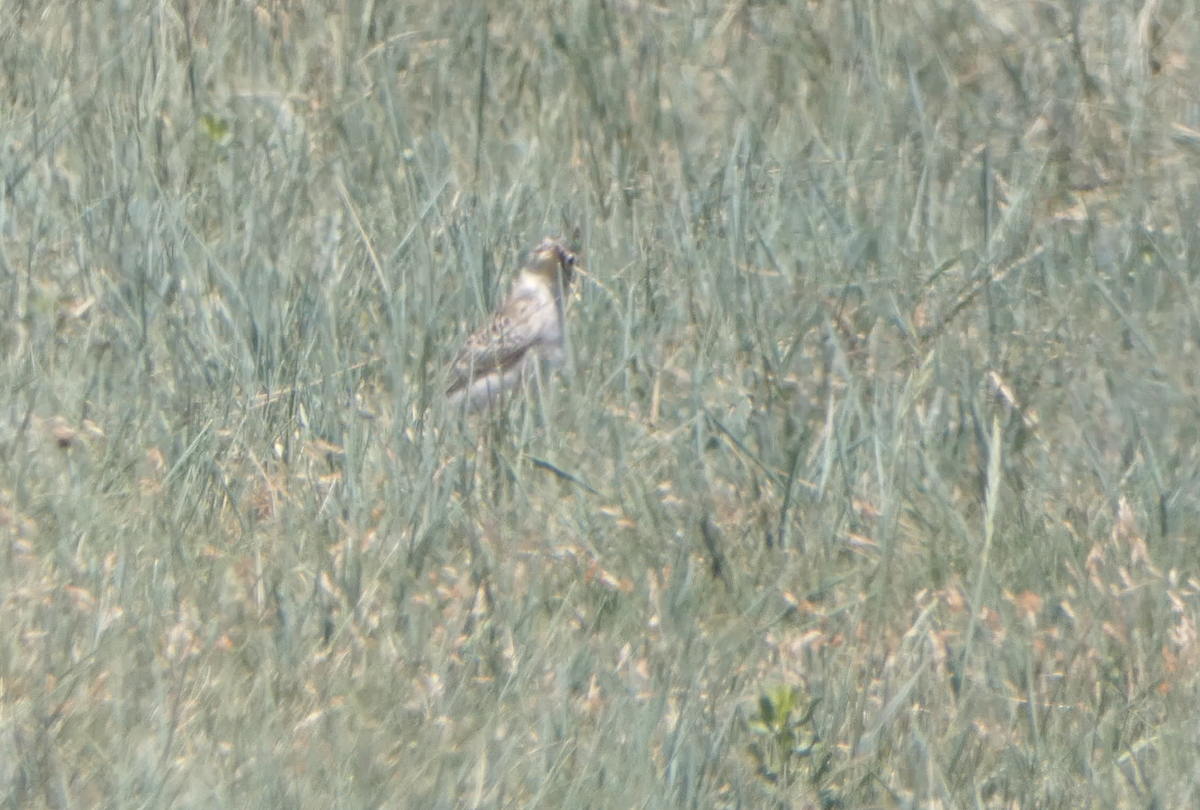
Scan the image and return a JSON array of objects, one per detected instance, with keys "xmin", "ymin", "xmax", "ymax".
[{"xmin": 2, "ymin": 0, "xmax": 1200, "ymax": 806}]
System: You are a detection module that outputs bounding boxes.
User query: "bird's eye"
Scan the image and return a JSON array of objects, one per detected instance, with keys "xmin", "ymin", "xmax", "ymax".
[{"xmin": 564, "ymin": 253, "xmax": 576, "ymax": 265}]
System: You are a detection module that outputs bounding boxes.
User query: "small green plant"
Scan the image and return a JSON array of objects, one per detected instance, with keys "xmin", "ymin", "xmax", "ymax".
[
  {"xmin": 200, "ymin": 113, "xmax": 232, "ymax": 147},
  {"xmin": 746, "ymin": 683, "xmax": 820, "ymax": 787}
]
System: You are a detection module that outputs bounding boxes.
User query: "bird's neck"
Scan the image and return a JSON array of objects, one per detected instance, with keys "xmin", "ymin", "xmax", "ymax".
[{"xmin": 513, "ymin": 270, "xmax": 567, "ymax": 303}]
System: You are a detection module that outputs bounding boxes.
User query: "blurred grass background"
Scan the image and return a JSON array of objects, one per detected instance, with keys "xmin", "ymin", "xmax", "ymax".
[{"xmin": 3, "ymin": 0, "xmax": 1200, "ymax": 806}]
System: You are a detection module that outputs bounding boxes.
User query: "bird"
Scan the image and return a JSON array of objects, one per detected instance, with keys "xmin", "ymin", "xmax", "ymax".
[{"xmin": 446, "ymin": 236, "xmax": 578, "ymax": 412}]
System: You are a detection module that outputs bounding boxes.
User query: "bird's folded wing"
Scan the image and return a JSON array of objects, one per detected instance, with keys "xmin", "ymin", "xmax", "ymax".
[{"xmin": 446, "ymin": 294, "xmax": 552, "ymax": 395}]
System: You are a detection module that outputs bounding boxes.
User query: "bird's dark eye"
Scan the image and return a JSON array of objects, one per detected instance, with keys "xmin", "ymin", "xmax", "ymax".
[{"xmin": 564, "ymin": 253, "xmax": 576, "ymax": 265}]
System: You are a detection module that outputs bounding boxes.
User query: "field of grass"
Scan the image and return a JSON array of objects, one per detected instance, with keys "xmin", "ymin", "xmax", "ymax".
[{"xmin": 3, "ymin": 0, "xmax": 1200, "ymax": 806}]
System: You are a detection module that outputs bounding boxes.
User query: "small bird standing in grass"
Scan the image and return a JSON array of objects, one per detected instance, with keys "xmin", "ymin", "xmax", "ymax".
[{"xmin": 447, "ymin": 236, "xmax": 578, "ymax": 412}]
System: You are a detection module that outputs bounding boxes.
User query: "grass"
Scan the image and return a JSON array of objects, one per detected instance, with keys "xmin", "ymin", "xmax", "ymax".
[{"xmin": 2, "ymin": 0, "xmax": 1200, "ymax": 807}]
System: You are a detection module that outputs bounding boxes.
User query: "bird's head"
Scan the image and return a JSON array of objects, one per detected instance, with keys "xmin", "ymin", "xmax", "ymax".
[{"xmin": 524, "ymin": 236, "xmax": 577, "ymax": 291}]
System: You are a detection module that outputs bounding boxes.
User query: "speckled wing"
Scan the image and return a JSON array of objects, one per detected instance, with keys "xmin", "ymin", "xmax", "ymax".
[{"xmin": 445, "ymin": 289, "xmax": 555, "ymax": 398}]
